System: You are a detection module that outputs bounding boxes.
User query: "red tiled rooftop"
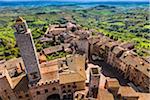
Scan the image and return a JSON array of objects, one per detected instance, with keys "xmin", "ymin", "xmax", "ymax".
[{"xmin": 118, "ymin": 86, "xmax": 139, "ymax": 97}]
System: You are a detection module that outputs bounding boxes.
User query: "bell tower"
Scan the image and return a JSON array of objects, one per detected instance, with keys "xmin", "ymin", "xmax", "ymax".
[{"xmin": 13, "ymin": 16, "xmax": 41, "ymax": 84}]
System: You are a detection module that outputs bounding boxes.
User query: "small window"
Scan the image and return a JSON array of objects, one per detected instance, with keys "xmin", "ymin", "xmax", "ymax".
[
  {"xmin": 30, "ymin": 72, "xmax": 38, "ymax": 79},
  {"xmin": 52, "ymin": 87, "xmax": 56, "ymax": 91},
  {"xmin": 62, "ymin": 85, "xmax": 65, "ymax": 88},
  {"xmin": 62, "ymin": 90, "xmax": 66, "ymax": 93},
  {"xmin": 33, "ymin": 75, "xmax": 38, "ymax": 79},
  {"xmin": 68, "ymin": 94, "xmax": 73, "ymax": 99},
  {"xmin": 68, "ymin": 85, "xmax": 71, "ymax": 88},
  {"xmin": 25, "ymin": 94, "xmax": 29, "ymax": 97},
  {"xmin": 72, "ymin": 85, "xmax": 77, "ymax": 88},
  {"xmin": 75, "ymin": 94, "xmax": 78, "ymax": 98},
  {"xmin": 63, "ymin": 95, "xmax": 67, "ymax": 99},
  {"xmin": 81, "ymin": 94, "xmax": 84, "ymax": 99},
  {"xmin": 68, "ymin": 90, "xmax": 71, "ymax": 92},
  {"xmin": 45, "ymin": 89, "xmax": 48, "ymax": 93},
  {"xmin": 36, "ymin": 91, "xmax": 40, "ymax": 95},
  {"xmin": 4, "ymin": 90, "xmax": 6, "ymax": 92},
  {"xmin": 18, "ymin": 96, "xmax": 22, "ymax": 98},
  {"xmin": 140, "ymin": 82, "xmax": 142, "ymax": 84}
]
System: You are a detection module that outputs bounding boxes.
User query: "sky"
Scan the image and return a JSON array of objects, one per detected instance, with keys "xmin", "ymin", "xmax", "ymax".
[{"xmin": 0, "ymin": 0, "xmax": 149, "ymax": 2}]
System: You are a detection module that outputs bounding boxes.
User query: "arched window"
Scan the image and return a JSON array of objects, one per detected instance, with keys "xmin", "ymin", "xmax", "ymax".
[
  {"xmin": 52, "ymin": 87, "xmax": 56, "ymax": 91},
  {"xmin": 19, "ymin": 96, "xmax": 22, "ymax": 98},
  {"xmin": 45, "ymin": 89, "xmax": 48, "ymax": 93},
  {"xmin": 8, "ymin": 96, "xmax": 10, "ymax": 99},
  {"xmin": 68, "ymin": 90, "xmax": 71, "ymax": 92},
  {"xmin": 72, "ymin": 85, "xmax": 77, "ymax": 88},
  {"xmin": 62, "ymin": 90, "xmax": 66, "ymax": 93},
  {"xmin": 25, "ymin": 94, "xmax": 29, "ymax": 97},
  {"xmin": 4, "ymin": 90, "xmax": 6, "ymax": 92},
  {"xmin": 68, "ymin": 93, "xmax": 73, "ymax": 99},
  {"xmin": 36, "ymin": 91, "xmax": 40, "ymax": 95},
  {"xmin": 68, "ymin": 85, "xmax": 71, "ymax": 88},
  {"xmin": 63, "ymin": 95, "xmax": 67, "ymax": 100},
  {"xmin": 62, "ymin": 85, "xmax": 65, "ymax": 88},
  {"xmin": 47, "ymin": 94, "xmax": 60, "ymax": 100}
]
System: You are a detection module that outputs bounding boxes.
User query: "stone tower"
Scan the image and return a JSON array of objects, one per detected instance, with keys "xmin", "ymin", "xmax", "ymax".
[
  {"xmin": 13, "ymin": 16, "xmax": 41, "ymax": 84},
  {"xmin": 89, "ymin": 66, "xmax": 101, "ymax": 98}
]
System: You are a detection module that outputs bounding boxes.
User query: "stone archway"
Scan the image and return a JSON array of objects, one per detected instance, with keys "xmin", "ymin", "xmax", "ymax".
[{"xmin": 47, "ymin": 94, "xmax": 60, "ymax": 100}]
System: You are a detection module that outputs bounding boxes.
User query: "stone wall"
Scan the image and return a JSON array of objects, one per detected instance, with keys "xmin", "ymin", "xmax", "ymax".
[{"xmin": 15, "ymin": 31, "xmax": 41, "ymax": 84}]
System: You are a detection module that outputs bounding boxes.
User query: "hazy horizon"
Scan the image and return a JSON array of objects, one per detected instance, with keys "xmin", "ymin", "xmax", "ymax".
[{"xmin": 0, "ymin": 0, "xmax": 149, "ymax": 2}]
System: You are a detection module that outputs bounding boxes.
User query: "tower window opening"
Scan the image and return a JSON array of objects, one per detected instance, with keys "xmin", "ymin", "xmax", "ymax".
[
  {"xmin": 52, "ymin": 87, "xmax": 56, "ymax": 91},
  {"xmin": 45, "ymin": 89, "xmax": 48, "ymax": 93},
  {"xmin": 36, "ymin": 91, "xmax": 40, "ymax": 95}
]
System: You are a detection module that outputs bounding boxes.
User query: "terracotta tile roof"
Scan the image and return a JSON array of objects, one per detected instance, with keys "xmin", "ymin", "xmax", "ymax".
[
  {"xmin": 43, "ymin": 44, "xmax": 70, "ymax": 55},
  {"xmin": 48, "ymin": 26, "xmax": 67, "ymax": 35},
  {"xmin": 43, "ymin": 45, "xmax": 63, "ymax": 55},
  {"xmin": 40, "ymin": 63, "xmax": 58, "ymax": 74},
  {"xmin": 11, "ymin": 73, "xmax": 26, "ymax": 89},
  {"xmin": 39, "ymin": 37, "xmax": 53, "ymax": 43},
  {"xmin": 38, "ymin": 54, "xmax": 47, "ymax": 63},
  {"xmin": 98, "ymin": 89, "xmax": 114, "ymax": 100},
  {"xmin": 38, "ymin": 60, "xmax": 59, "ymax": 84},
  {"xmin": 4, "ymin": 58, "xmax": 24, "ymax": 70},
  {"xmin": 112, "ymin": 46, "xmax": 124, "ymax": 55},
  {"xmin": 134, "ymin": 61, "xmax": 150, "ymax": 77},
  {"xmin": 38, "ymin": 71, "xmax": 59, "ymax": 84},
  {"xmin": 59, "ymin": 55, "xmax": 86, "ymax": 84},
  {"xmin": 120, "ymin": 52, "xmax": 138, "ymax": 67},
  {"xmin": 0, "ymin": 63, "xmax": 5, "ymax": 70},
  {"xmin": 106, "ymin": 78, "xmax": 120, "ymax": 88},
  {"xmin": 120, "ymin": 52, "xmax": 150, "ymax": 77},
  {"xmin": 51, "ymin": 28, "xmax": 66, "ymax": 31},
  {"xmin": 66, "ymin": 22, "xmax": 76, "ymax": 28},
  {"xmin": 143, "ymin": 56, "xmax": 150, "ymax": 63},
  {"xmin": 59, "ymin": 72, "xmax": 86, "ymax": 84},
  {"xmin": 0, "ymin": 59, "xmax": 6, "ymax": 64},
  {"xmin": 105, "ymin": 41, "xmax": 118, "ymax": 49},
  {"xmin": 118, "ymin": 86, "xmax": 139, "ymax": 97},
  {"xmin": 88, "ymin": 36, "xmax": 101, "ymax": 44},
  {"xmin": 120, "ymin": 42, "xmax": 135, "ymax": 50},
  {"xmin": 13, "ymin": 75, "xmax": 29, "ymax": 93},
  {"xmin": 138, "ymin": 93, "xmax": 150, "ymax": 100}
]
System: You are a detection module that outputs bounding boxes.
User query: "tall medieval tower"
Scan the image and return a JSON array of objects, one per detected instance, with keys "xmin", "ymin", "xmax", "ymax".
[
  {"xmin": 89, "ymin": 66, "xmax": 101, "ymax": 98},
  {"xmin": 13, "ymin": 16, "xmax": 41, "ymax": 84}
]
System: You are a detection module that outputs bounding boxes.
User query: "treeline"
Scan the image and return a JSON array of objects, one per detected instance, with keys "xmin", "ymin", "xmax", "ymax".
[{"xmin": 0, "ymin": 5, "xmax": 149, "ymax": 60}]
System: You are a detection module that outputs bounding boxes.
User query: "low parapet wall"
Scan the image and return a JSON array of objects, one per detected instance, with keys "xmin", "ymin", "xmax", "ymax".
[{"xmin": 29, "ymin": 79, "xmax": 59, "ymax": 88}]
